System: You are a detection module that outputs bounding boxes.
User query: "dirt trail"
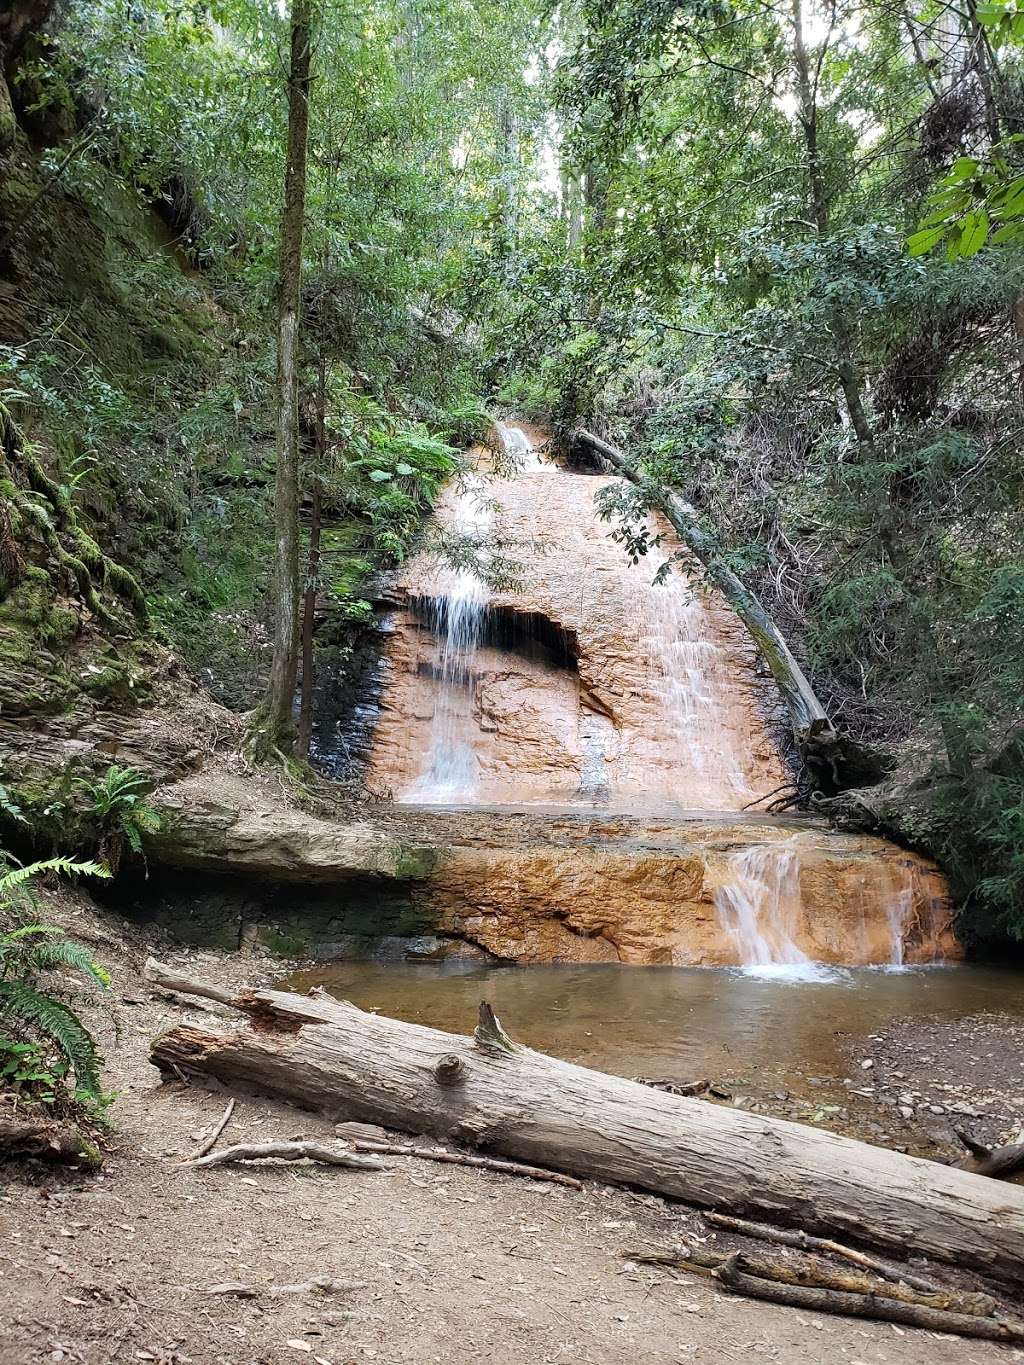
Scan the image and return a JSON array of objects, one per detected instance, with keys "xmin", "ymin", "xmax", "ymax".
[{"xmin": 0, "ymin": 898, "xmax": 1018, "ymax": 1365}]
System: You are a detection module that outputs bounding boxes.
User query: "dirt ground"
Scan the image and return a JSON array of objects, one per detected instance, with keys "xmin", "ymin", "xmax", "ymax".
[{"xmin": 0, "ymin": 895, "xmax": 1021, "ymax": 1365}]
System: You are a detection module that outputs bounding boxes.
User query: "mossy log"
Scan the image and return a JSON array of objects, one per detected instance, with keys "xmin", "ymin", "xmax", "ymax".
[{"xmin": 146, "ymin": 960, "xmax": 1024, "ymax": 1291}]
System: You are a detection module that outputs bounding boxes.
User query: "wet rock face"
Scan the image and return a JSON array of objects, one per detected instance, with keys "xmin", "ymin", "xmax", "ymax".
[
  {"xmin": 418, "ymin": 823, "xmax": 958, "ymax": 967},
  {"xmin": 365, "ymin": 456, "xmax": 791, "ymax": 810},
  {"xmin": 145, "ymin": 775, "xmax": 958, "ymax": 968}
]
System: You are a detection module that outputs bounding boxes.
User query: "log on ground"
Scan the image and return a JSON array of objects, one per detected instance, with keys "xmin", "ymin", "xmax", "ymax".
[{"xmin": 145, "ymin": 961, "xmax": 1024, "ymax": 1289}]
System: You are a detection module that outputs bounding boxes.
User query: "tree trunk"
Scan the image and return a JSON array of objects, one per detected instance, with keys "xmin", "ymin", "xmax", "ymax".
[
  {"xmin": 790, "ymin": 0, "xmax": 874, "ymax": 450},
  {"xmin": 297, "ymin": 478, "xmax": 321, "ymax": 757},
  {"xmin": 574, "ymin": 428, "xmax": 831, "ymax": 738},
  {"xmin": 146, "ymin": 962, "xmax": 1024, "ymax": 1290},
  {"xmin": 256, "ymin": 0, "xmax": 314, "ymax": 758}
]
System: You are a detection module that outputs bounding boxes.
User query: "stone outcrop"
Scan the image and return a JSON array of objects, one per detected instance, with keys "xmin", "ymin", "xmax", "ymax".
[
  {"xmin": 144, "ymin": 771, "xmax": 958, "ymax": 967},
  {"xmin": 365, "ymin": 438, "xmax": 791, "ymax": 809}
]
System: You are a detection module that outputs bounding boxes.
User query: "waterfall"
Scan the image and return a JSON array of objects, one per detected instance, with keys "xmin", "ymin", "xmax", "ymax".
[
  {"xmin": 641, "ymin": 537, "xmax": 753, "ymax": 806},
  {"xmin": 403, "ymin": 475, "xmax": 492, "ymax": 803},
  {"xmin": 714, "ymin": 843, "xmax": 833, "ymax": 981}
]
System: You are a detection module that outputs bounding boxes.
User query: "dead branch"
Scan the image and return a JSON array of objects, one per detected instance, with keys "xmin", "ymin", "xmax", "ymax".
[
  {"xmin": 953, "ymin": 1128, "xmax": 1024, "ymax": 1180},
  {"xmin": 185, "ymin": 1098, "xmax": 236, "ymax": 1162},
  {"xmin": 624, "ymin": 1245, "xmax": 995, "ymax": 1317},
  {"xmin": 183, "ymin": 1139, "xmax": 386, "ymax": 1171},
  {"xmin": 145, "ymin": 957, "xmax": 237, "ymax": 1007},
  {"xmin": 703, "ymin": 1211, "xmax": 942, "ymax": 1296},
  {"xmin": 715, "ymin": 1252, "xmax": 1024, "ymax": 1344},
  {"xmin": 350, "ymin": 1140, "xmax": 583, "ymax": 1189}
]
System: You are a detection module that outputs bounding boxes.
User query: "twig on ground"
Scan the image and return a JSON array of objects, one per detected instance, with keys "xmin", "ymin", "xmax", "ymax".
[
  {"xmin": 350, "ymin": 1139, "xmax": 582, "ymax": 1189},
  {"xmin": 183, "ymin": 1140, "xmax": 386, "ymax": 1171},
  {"xmin": 184, "ymin": 1098, "xmax": 236, "ymax": 1162}
]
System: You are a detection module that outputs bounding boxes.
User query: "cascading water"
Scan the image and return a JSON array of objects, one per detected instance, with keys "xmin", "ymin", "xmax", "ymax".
[
  {"xmin": 403, "ymin": 475, "xmax": 492, "ymax": 802},
  {"xmin": 354, "ymin": 420, "xmax": 955, "ymax": 969},
  {"xmin": 713, "ymin": 842, "xmax": 828, "ymax": 981},
  {"xmin": 641, "ymin": 536, "xmax": 754, "ymax": 805}
]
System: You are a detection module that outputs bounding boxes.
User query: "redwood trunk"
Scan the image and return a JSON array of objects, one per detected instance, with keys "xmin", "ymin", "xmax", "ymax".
[{"xmin": 258, "ymin": 0, "xmax": 313, "ymax": 756}]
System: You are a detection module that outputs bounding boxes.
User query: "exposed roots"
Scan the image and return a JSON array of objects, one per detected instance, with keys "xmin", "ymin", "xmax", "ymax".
[{"xmin": 0, "ymin": 401, "xmax": 147, "ymax": 625}]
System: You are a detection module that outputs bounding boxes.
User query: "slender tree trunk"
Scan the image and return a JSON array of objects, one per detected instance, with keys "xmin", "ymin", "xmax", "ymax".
[
  {"xmin": 790, "ymin": 0, "xmax": 874, "ymax": 449},
  {"xmin": 297, "ymin": 477, "xmax": 322, "ymax": 757},
  {"xmin": 257, "ymin": 0, "xmax": 314, "ymax": 758}
]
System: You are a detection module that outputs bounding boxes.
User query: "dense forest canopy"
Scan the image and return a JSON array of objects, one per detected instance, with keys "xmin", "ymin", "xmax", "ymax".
[{"xmin": 0, "ymin": 0, "xmax": 1022, "ymax": 943}]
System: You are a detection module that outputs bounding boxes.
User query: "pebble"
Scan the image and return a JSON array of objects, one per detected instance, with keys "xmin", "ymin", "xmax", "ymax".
[{"xmin": 860, "ymin": 1060, "xmax": 874, "ymax": 1070}]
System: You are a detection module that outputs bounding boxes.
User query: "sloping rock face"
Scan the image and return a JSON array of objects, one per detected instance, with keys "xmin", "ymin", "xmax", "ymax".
[
  {"xmin": 365, "ymin": 444, "xmax": 791, "ymax": 810},
  {"xmin": 145, "ymin": 775, "xmax": 958, "ymax": 967}
]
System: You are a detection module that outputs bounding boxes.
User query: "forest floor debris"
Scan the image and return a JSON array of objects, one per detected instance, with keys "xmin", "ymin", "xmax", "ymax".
[{"xmin": 1, "ymin": 892, "xmax": 1022, "ymax": 1363}]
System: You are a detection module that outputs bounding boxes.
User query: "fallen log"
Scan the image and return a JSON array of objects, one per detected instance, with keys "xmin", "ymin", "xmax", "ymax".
[
  {"xmin": 715, "ymin": 1253, "xmax": 1024, "ymax": 1345},
  {"xmin": 145, "ymin": 961, "xmax": 1024, "ymax": 1289},
  {"xmin": 0, "ymin": 1117, "xmax": 102, "ymax": 1169}
]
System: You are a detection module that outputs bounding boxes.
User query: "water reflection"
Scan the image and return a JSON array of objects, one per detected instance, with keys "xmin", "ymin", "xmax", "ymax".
[{"xmin": 286, "ymin": 961, "xmax": 1024, "ymax": 1098}]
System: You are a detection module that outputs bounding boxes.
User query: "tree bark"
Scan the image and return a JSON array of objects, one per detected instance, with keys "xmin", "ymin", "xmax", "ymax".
[
  {"xmin": 297, "ymin": 478, "xmax": 321, "ymax": 757},
  {"xmin": 0, "ymin": 1117, "xmax": 101, "ymax": 1168},
  {"xmin": 256, "ymin": 0, "xmax": 314, "ymax": 758},
  {"xmin": 789, "ymin": 0, "xmax": 874, "ymax": 449},
  {"xmin": 146, "ymin": 963, "xmax": 1024, "ymax": 1290}
]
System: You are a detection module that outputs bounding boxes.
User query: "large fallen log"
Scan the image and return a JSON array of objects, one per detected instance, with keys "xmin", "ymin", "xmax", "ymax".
[{"xmin": 145, "ymin": 960, "xmax": 1024, "ymax": 1289}]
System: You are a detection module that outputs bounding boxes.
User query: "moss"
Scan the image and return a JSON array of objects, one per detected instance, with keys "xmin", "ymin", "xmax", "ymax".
[
  {"xmin": 390, "ymin": 844, "xmax": 443, "ymax": 879},
  {"xmin": 78, "ymin": 649, "xmax": 151, "ymax": 707},
  {"xmin": 256, "ymin": 926, "xmax": 308, "ymax": 957}
]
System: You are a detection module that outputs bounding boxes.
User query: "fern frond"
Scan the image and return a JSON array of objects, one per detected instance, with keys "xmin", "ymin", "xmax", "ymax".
[
  {"xmin": 0, "ymin": 980, "xmax": 102, "ymax": 1098},
  {"xmin": 26, "ymin": 939, "xmax": 111, "ymax": 989},
  {"xmin": 0, "ymin": 786, "xmax": 27, "ymax": 825},
  {"xmin": 3, "ymin": 923, "xmax": 63, "ymax": 941},
  {"xmin": 0, "ymin": 858, "xmax": 111, "ymax": 898}
]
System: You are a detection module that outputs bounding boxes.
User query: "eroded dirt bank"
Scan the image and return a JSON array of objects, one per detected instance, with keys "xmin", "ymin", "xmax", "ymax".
[{"xmin": 0, "ymin": 892, "xmax": 1019, "ymax": 1365}]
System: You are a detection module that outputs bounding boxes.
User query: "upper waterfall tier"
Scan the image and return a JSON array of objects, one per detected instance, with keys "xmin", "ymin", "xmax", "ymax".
[{"xmin": 366, "ymin": 425, "xmax": 791, "ymax": 810}]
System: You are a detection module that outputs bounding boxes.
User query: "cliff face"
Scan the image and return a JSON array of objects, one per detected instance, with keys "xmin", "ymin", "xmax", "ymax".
[{"xmin": 366, "ymin": 447, "xmax": 791, "ymax": 810}]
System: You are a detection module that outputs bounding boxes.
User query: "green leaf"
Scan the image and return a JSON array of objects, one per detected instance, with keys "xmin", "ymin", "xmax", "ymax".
[
  {"xmin": 0, "ymin": 981, "xmax": 103, "ymax": 1098},
  {"xmin": 946, "ymin": 156, "xmax": 979, "ymax": 184},
  {"xmin": 368, "ymin": 469, "xmax": 392, "ymax": 482},
  {"xmin": 907, "ymin": 225, "xmax": 946, "ymax": 257},
  {"xmin": 960, "ymin": 210, "xmax": 989, "ymax": 258},
  {"xmin": 991, "ymin": 222, "xmax": 1024, "ymax": 244}
]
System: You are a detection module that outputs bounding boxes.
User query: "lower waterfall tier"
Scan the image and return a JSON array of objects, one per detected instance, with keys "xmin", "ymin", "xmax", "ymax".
[{"xmin": 141, "ymin": 780, "xmax": 958, "ymax": 969}]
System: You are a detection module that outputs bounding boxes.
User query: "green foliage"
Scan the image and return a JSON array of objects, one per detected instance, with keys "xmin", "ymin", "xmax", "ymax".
[
  {"xmin": 0, "ymin": 856, "xmax": 112, "ymax": 1106},
  {"xmin": 74, "ymin": 766, "xmax": 161, "ymax": 870}
]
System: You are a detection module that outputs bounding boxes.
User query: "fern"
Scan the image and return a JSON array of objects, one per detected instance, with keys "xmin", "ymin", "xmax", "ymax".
[
  {"xmin": 0, "ymin": 980, "xmax": 102, "ymax": 1099},
  {"xmin": 0, "ymin": 858, "xmax": 110, "ymax": 900},
  {"xmin": 0, "ymin": 786, "xmax": 27, "ymax": 826},
  {"xmin": 25, "ymin": 937, "xmax": 112, "ymax": 990}
]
